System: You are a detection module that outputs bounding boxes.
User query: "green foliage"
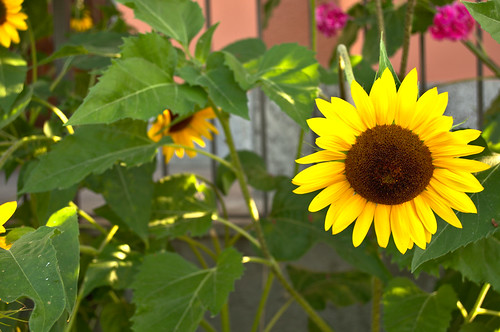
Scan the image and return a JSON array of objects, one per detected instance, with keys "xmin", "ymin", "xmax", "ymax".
[
  {"xmin": 482, "ymin": 91, "xmax": 500, "ymax": 152},
  {"xmin": 383, "ymin": 278, "xmax": 458, "ymax": 332},
  {"xmin": 20, "ymin": 120, "xmax": 161, "ymax": 193},
  {"xmin": 117, "ymin": 0, "xmax": 204, "ymax": 48},
  {"xmin": 464, "ymin": 1, "xmax": 500, "ymax": 44},
  {"xmin": 149, "ymin": 174, "xmax": 217, "ymax": 238},
  {"xmin": 287, "ymin": 265, "xmax": 372, "ymax": 310},
  {"xmin": 0, "ymin": 49, "xmax": 28, "ymax": 112},
  {"xmin": 412, "ymin": 163, "xmax": 500, "ymax": 271},
  {"xmin": 0, "ymin": 208, "xmax": 78, "ymax": 332},
  {"xmin": 131, "ymin": 248, "xmax": 244, "ymax": 332}
]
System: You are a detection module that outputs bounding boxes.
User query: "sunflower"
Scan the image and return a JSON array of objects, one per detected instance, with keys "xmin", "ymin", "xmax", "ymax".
[
  {"xmin": 0, "ymin": 201, "xmax": 16, "ymax": 250},
  {"xmin": 0, "ymin": 0, "xmax": 28, "ymax": 48},
  {"xmin": 292, "ymin": 69, "xmax": 490, "ymax": 254},
  {"xmin": 148, "ymin": 107, "xmax": 219, "ymax": 164}
]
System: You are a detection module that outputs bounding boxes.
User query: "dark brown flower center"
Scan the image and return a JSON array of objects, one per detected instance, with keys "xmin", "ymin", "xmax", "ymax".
[
  {"xmin": 168, "ymin": 111, "xmax": 193, "ymax": 133},
  {"xmin": 344, "ymin": 124, "xmax": 434, "ymax": 205},
  {"xmin": 0, "ymin": 1, "xmax": 6, "ymax": 25}
]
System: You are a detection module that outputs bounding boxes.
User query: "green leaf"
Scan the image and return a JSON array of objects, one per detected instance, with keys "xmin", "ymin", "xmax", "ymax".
[
  {"xmin": 81, "ymin": 243, "xmax": 140, "ymax": 298},
  {"xmin": 131, "ymin": 248, "xmax": 244, "ymax": 331},
  {"xmin": 121, "ymin": 33, "xmax": 177, "ymax": 76},
  {"xmin": 287, "ymin": 265, "xmax": 372, "ymax": 310},
  {"xmin": 195, "ymin": 23, "xmax": 219, "ymax": 64},
  {"xmin": 68, "ymin": 57, "xmax": 203, "ymax": 125},
  {"xmin": 30, "ymin": 185, "xmax": 78, "ymax": 226},
  {"xmin": 196, "ymin": 52, "xmax": 249, "ymax": 119},
  {"xmin": 215, "ymin": 150, "xmax": 279, "ymax": 195},
  {"xmin": 377, "ymin": 33, "xmax": 401, "ymax": 87},
  {"xmin": 254, "ymin": 43, "xmax": 320, "ymax": 129},
  {"xmin": 20, "ymin": 120, "xmax": 160, "ymax": 193},
  {"xmin": 46, "ymin": 207, "xmax": 80, "ymax": 315},
  {"xmin": 91, "ymin": 163, "xmax": 155, "ymax": 242},
  {"xmin": 99, "ymin": 301, "xmax": 134, "ymax": 332},
  {"xmin": 464, "ymin": 1, "xmax": 500, "ymax": 44},
  {"xmin": 383, "ymin": 278, "xmax": 457, "ymax": 332},
  {"xmin": 411, "ymin": 163, "xmax": 500, "ymax": 271},
  {"xmin": 117, "ymin": 0, "xmax": 204, "ymax": 47},
  {"xmin": 222, "ymin": 51, "xmax": 257, "ymax": 90},
  {"xmin": 0, "ymin": 85, "xmax": 32, "ymax": 130},
  {"xmin": 0, "ymin": 48, "xmax": 28, "ymax": 112},
  {"xmin": 442, "ymin": 232, "xmax": 500, "ymax": 293},
  {"xmin": 150, "ymin": 174, "xmax": 217, "ymax": 238},
  {"xmin": 0, "ymin": 208, "xmax": 79, "ymax": 332},
  {"xmin": 222, "ymin": 38, "xmax": 267, "ymax": 63}
]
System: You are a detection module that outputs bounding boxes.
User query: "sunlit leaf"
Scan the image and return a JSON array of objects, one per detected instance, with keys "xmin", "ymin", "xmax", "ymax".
[
  {"xmin": 0, "ymin": 48, "xmax": 27, "ymax": 112},
  {"xmin": 131, "ymin": 248, "xmax": 244, "ymax": 331},
  {"xmin": 464, "ymin": 1, "xmax": 500, "ymax": 44},
  {"xmin": 0, "ymin": 86, "xmax": 32, "ymax": 131},
  {"xmin": 30, "ymin": 185, "xmax": 78, "ymax": 226},
  {"xmin": 20, "ymin": 120, "xmax": 161, "ymax": 194}
]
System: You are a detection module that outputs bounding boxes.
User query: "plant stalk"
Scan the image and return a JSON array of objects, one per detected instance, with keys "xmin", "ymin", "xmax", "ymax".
[
  {"xmin": 399, "ymin": 0, "xmax": 417, "ymax": 78},
  {"xmin": 465, "ymin": 283, "xmax": 491, "ymax": 323}
]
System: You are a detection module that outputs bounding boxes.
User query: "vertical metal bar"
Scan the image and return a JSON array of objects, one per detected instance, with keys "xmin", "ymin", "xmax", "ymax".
[
  {"xmin": 476, "ymin": 22, "xmax": 484, "ymax": 129},
  {"xmin": 257, "ymin": 0, "xmax": 269, "ymax": 215},
  {"xmin": 419, "ymin": 33, "xmax": 427, "ymax": 94}
]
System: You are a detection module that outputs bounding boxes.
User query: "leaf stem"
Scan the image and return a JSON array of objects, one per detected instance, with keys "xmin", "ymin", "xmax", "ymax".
[
  {"xmin": 69, "ymin": 201, "xmax": 107, "ymax": 235},
  {"xmin": 163, "ymin": 143, "xmax": 235, "ymax": 171},
  {"xmin": 200, "ymin": 319, "xmax": 218, "ymax": 332},
  {"xmin": 31, "ymin": 96, "xmax": 74, "ymax": 134},
  {"xmin": 399, "ymin": 0, "xmax": 417, "ymax": 78},
  {"xmin": 263, "ymin": 298, "xmax": 294, "ymax": 332},
  {"xmin": 178, "ymin": 234, "xmax": 217, "ymax": 262},
  {"xmin": 251, "ymin": 270, "xmax": 275, "ymax": 332},
  {"xmin": 215, "ymin": 216, "xmax": 261, "ymax": 249},
  {"xmin": 457, "ymin": 300, "xmax": 468, "ymax": 318},
  {"xmin": 374, "ymin": 0, "xmax": 385, "ymax": 44},
  {"xmin": 465, "ymin": 283, "xmax": 491, "ymax": 323},
  {"xmin": 371, "ymin": 277, "xmax": 382, "ymax": 332},
  {"xmin": 0, "ymin": 135, "xmax": 54, "ymax": 170}
]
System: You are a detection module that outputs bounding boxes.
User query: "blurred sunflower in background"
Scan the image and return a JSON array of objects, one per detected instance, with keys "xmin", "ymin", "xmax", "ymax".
[
  {"xmin": 148, "ymin": 107, "xmax": 219, "ymax": 164},
  {"xmin": 0, "ymin": 0, "xmax": 28, "ymax": 48},
  {"xmin": 70, "ymin": 0, "xmax": 93, "ymax": 32},
  {"xmin": 293, "ymin": 68, "xmax": 490, "ymax": 254}
]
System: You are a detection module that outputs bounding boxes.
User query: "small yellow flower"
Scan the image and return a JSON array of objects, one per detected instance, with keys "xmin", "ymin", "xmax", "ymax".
[
  {"xmin": 148, "ymin": 107, "xmax": 219, "ymax": 164},
  {"xmin": 293, "ymin": 69, "xmax": 490, "ymax": 254},
  {"xmin": 70, "ymin": 10, "xmax": 93, "ymax": 32},
  {"xmin": 0, "ymin": 0, "xmax": 28, "ymax": 48},
  {"xmin": 0, "ymin": 201, "xmax": 16, "ymax": 250}
]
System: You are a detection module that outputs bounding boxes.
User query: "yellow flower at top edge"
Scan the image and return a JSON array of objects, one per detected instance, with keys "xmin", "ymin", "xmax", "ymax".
[
  {"xmin": 148, "ymin": 107, "xmax": 219, "ymax": 164},
  {"xmin": 292, "ymin": 68, "xmax": 490, "ymax": 254},
  {"xmin": 70, "ymin": 10, "xmax": 93, "ymax": 32},
  {"xmin": 0, "ymin": 201, "xmax": 17, "ymax": 250},
  {"xmin": 0, "ymin": 0, "xmax": 28, "ymax": 48}
]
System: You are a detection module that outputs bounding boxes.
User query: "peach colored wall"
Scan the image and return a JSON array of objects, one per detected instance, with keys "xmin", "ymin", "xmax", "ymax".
[{"xmin": 118, "ymin": 1, "xmax": 499, "ymax": 82}]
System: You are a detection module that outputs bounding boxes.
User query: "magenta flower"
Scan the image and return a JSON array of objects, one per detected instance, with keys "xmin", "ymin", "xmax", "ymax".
[
  {"xmin": 316, "ymin": 3, "xmax": 349, "ymax": 38},
  {"xmin": 430, "ymin": 2, "xmax": 475, "ymax": 41}
]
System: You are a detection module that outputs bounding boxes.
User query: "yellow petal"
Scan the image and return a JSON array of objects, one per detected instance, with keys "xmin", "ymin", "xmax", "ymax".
[
  {"xmin": 315, "ymin": 135, "xmax": 353, "ymax": 152},
  {"xmin": 408, "ymin": 87, "xmax": 438, "ymax": 130},
  {"xmin": 332, "ymin": 194, "xmax": 367, "ymax": 235},
  {"xmin": 0, "ymin": 201, "xmax": 17, "ymax": 231},
  {"xmin": 451, "ymin": 129, "xmax": 482, "ymax": 144},
  {"xmin": 420, "ymin": 188, "xmax": 463, "ymax": 228},
  {"xmin": 404, "ymin": 202, "xmax": 427, "ymax": 250},
  {"xmin": 433, "ymin": 168, "xmax": 484, "ymax": 193},
  {"xmin": 317, "ymin": 98, "xmax": 366, "ymax": 133},
  {"xmin": 374, "ymin": 204, "xmax": 391, "ymax": 248},
  {"xmin": 395, "ymin": 68, "xmax": 418, "ymax": 128},
  {"xmin": 324, "ymin": 187, "xmax": 354, "ymax": 231},
  {"xmin": 418, "ymin": 116, "xmax": 454, "ymax": 141},
  {"xmin": 296, "ymin": 150, "xmax": 346, "ymax": 164},
  {"xmin": 413, "ymin": 195, "xmax": 437, "ymax": 234},
  {"xmin": 293, "ymin": 174, "xmax": 344, "ymax": 194},
  {"xmin": 412, "ymin": 92, "xmax": 448, "ymax": 131},
  {"xmin": 379, "ymin": 69, "xmax": 397, "ymax": 125},
  {"xmin": 432, "ymin": 157, "xmax": 490, "ymax": 173},
  {"xmin": 292, "ymin": 162, "xmax": 345, "ymax": 184},
  {"xmin": 351, "ymin": 81, "xmax": 376, "ymax": 128},
  {"xmin": 429, "ymin": 179, "xmax": 477, "ymax": 213},
  {"xmin": 390, "ymin": 204, "xmax": 411, "ymax": 254},
  {"xmin": 308, "ymin": 180, "xmax": 351, "ymax": 212},
  {"xmin": 307, "ymin": 118, "xmax": 357, "ymax": 141},
  {"xmin": 352, "ymin": 201, "xmax": 376, "ymax": 247},
  {"xmin": 429, "ymin": 144, "xmax": 484, "ymax": 158}
]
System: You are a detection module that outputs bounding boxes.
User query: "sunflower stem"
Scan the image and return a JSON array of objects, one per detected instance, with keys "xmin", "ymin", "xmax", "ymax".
[
  {"xmin": 399, "ymin": 0, "xmax": 417, "ymax": 79},
  {"xmin": 294, "ymin": 129, "xmax": 306, "ymax": 176},
  {"xmin": 32, "ymin": 96, "xmax": 74, "ymax": 135},
  {"xmin": 263, "ymin": 298, "xmax": 294, "ymax": 332},
  {"xmin": 371, "ymin": 277, "xmax": 382, "ymax": 332},
  {"xmin": 374, "ymin": 0, "xmax": 385, "ymax": 45},
  {"xmin": 337, "ymin": 44, "xmax": 354, "ymax": 86},
  {"xmin": 465, "ymin": 283, "xmax": 491, "ymax": 323},
  {"xmin": 27, "ymin": 19, "xmax": 38, "ymax": 83},
  {"xmin": 251, "ymin": 270, "xmax": 275, "ymax": 332},
  {"xmin": 213, "ymin": 105, "xmax": 334, "ymax": 332}
]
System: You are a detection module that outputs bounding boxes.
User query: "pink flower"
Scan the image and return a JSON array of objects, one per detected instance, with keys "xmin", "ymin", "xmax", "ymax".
[
  {"xmin": 316, "ymin": 3, "xmax": 349, "ymax": 38},
  {"xmin": 430, "ymin": 2, "xmax": 475, "ymax": 41}
]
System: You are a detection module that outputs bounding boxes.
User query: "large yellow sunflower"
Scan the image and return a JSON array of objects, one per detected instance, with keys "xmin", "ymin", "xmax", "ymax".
[
  {"xmin": 0, "ymin": 0, "xmax": 28, "ymax": 48},
  {"xmin": 148, "ymin": 107, "xmax": 219, "ymax": 164},
  {"xmin": 292, "ymin": 68, "xmax": 490, "ymax": 254}
]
